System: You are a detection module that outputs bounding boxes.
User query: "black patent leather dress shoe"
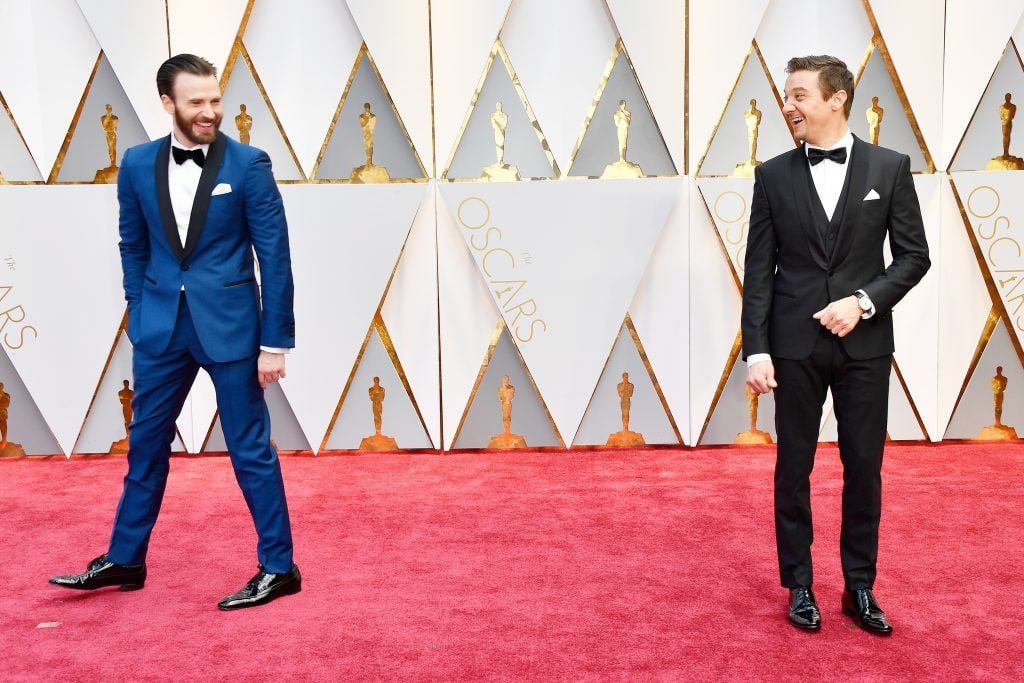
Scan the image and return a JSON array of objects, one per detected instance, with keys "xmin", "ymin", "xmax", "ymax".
[
  {"xmin": 842, "ymin": 588, "xmax": 893, "ymax": 634},
  {"xmin": 49, "ymin": 554, "xmax": 146, "ymax": 591},
  {"xmin": 788, "ymin": 587, "xmax": 822, "ymax": 630},
  {"xmin": 218, "ymin": 564, "xmax": 301, "ymax": 610}
]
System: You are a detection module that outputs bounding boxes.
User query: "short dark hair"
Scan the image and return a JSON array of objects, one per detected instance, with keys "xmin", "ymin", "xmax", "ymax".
[
  {"xmin": 157, "ymin": 54, "xmax": 217, "ymax": 100},
  {"xmin": 785, "ymin": 55, "xmax": 855, "ymax": 119}
]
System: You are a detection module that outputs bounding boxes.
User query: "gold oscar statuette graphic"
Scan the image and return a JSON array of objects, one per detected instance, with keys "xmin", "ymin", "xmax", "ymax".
[
  {"xmin": 350, "ymin": 102, "xmax": 391, "ymax": 183},
  {"xmin": 487, "ymin": 374, "xmax": 528, "ymax": 449},
  {"xmin": 235, "ymin": 104, "xmax": 253, "ymax": 145},
  {"xmin": 481, "ymin": 101, "xmax": 521, "ymax": 181},
  {"xmin": 359, "ymin": 376, "xmax": 399, "ymax": 451},
  {"xmin": 987, "ymin": 93, "xmax": 1024, "ymax": 171},
  {"xmin": 0, "ymin": 382, "xmax": 26, "ymax": 457},
  {"xmin": 0, "ymin": 170, "xmax": 7, "ymax": 184},
  {"xmin": 736, "ymin": 386, "xmax": 773, "ymax": 445},
  {"xmin": 866, "ymin": 96, "xmax": 884, "ymax": 145},
  {"xmin": 978, "ymin": 366, "xmax": 1018, "ymax": 440},
  {"xmin": 109, "ymin": 379, "xmax": 134, "ymax": 454},
  {"xmin": 94, "ymin": 103, "xmax": 120, "ymax": 183},
  {"xmin": 601, "ymin": 100, "xmax": 644, "ymax": 179},
  {"xmin": 606, "ymin": 372, "xmax": 646, "ymax": 447},
  {"xmin": 729, "ymin": 99, "xmax": 763, "ymax": 178}
]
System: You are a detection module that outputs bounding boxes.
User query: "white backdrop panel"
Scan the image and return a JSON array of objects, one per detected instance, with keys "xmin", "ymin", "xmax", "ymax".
[
  {"xmin": 688, "ymin": 0, "xmax": 770, "ymax": 173},
  {"xmin": 243, "ymin": 0, "xmax": 364, "ymax": 178},
  {"xmin": 942, "ymin": 0, "xmax": 1024, "ymax": 170},
  {"xmin": 168, "ymin": 0, "xmax": 249, "ymax": 76},
  {"xmin": 501, "ymin": 0, "xmax": 619, "ymax": 172},
  {"xmin": 440, "ymin": 178, "xmax": 679, "ymax": 443},
  {"xmin": 629, "ymin": 180, "xmax": 691, "ymax": 443},
  {"xmin": 605, "ymin": 0, "xmax": 686, "ymax": 172},
  {"xmin": 436, "ymin": 189, "xmax": 503, "ymax": 450},
  {"xmin": 0, "ymin": 0, "xmax": 100, "ymax": 179},
  {"xmin": 0, "ymin": 185, "xmax": 123, "ymax": 454},
  {"xmin": 346, "ymin": 0, "xmax": 433, "ymax": 176},
  {"xmin": 278, "ymin": 183, "xmax": 427, "ymax": 452},
  {"xmin": 76, "ymin": 0, "xmax": 169, "ymax": 140},
  {"xmin": 381, "ymin": 183, "xmax": 441, "ymax": 448}
]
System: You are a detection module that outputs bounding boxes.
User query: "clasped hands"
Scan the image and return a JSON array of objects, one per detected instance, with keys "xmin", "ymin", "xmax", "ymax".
[{"xmin": 745, "ymin": 295, "xmax": 861, "ymax": 395}]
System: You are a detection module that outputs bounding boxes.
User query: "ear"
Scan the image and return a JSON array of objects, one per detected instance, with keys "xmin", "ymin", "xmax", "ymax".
[
  {"xmin": 832, "ymin": 89, "xmax": 849, "ymax": 112},
  {"xmin": 160, "ymin": 94, "xmax": 175, "ymax": 115}
]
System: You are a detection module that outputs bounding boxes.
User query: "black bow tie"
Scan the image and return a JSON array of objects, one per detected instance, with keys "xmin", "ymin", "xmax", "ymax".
[
  {"xmin": 807, "ymin": 146, "xmax": 847, "ymax": 166},
  {"xmin": 172, "ymin": 146, "xmax": 205, "ymax": 167}
]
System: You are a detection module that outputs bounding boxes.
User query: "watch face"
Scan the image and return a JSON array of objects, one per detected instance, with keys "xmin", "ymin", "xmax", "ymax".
[{"xmin": 858, "ymin": 296, "xmax": 871, "ymax": 311}]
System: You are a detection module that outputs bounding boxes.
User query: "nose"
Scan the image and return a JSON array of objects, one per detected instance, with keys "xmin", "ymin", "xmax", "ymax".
[{"xmin": 782, "ymin": 100, "xmax": 795, "ymax": 114}]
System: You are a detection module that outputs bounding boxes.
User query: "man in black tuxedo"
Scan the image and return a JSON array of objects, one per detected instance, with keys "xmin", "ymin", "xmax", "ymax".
[{"xmin": 742, "ymin": 55, "xmax": 929, "ymax": 634}]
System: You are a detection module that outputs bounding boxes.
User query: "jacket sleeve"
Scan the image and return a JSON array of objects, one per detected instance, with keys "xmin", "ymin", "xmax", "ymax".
[
  {"xmin": 741, "ymin": 165, "xmax": 777, "ymax": 359},
  {"xmin": 117, "ymin": 148, "xmax": 149, "ymax": 317},
  {"xmin": 859, "ymin": 154, "xmax": 930, "ymax": 314},
  {"xmin": 244, "ymin": 150, "xmax": 295, "ymax": 349}
]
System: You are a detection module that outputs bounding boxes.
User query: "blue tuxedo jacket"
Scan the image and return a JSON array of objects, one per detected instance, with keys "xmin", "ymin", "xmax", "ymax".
[{"xmin": 117, "ymin": 132, "xmax": 295, "ymax": 363}]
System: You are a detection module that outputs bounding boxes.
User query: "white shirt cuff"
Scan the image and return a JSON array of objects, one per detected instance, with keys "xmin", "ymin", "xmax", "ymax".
[
  {"xmin": 747, "ymin": 353, "xmax": 772, "ymax": 366},
  {"xmin": 260, "ymin": 346, "xmax": 291, "ymax": 354},
  {"xmin": 855, "ymin": 289, "xmax": 876, "ymax": 319}
]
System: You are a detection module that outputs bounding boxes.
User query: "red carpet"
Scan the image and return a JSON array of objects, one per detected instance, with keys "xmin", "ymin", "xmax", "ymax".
[{"xmin": 1, "ymin": 444, "xmax": 1022, "ymax": 681}]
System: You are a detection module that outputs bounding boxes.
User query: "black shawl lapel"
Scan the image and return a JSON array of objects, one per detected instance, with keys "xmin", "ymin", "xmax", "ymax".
[
  {"xmin": 181, "ymin": 131, "xmax": 227, "ymax": 263},
  {"xmin": 154, "ymin": 136, "xmax": 185, "ymax": 260},
  {"xmin": 830, "ymin": 136, "xmax": 870, "ymax": 266},
  {"xmin": 790, "ymin": 146, "xmax": 829, "ymax": 269}
]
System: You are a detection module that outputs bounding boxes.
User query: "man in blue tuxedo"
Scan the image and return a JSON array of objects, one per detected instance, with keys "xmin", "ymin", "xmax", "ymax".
[{"xmin": 50, "ymin": 54, "xmax": 300, "ymax": 610}]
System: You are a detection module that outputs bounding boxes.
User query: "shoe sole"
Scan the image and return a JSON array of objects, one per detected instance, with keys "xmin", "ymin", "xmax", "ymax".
[
  {"xmin": 788, "ymin": 617, "xmax": 821, "ymax": 630},
  {"xmin": 49, "ymin": 579, "xmax": 145, "ymax": 591},
  {"xmin": 842, "ymin": 605, "xmax": 893, "ymax": 635},
  {"xmin": 218, "ymin": 577, "xmax": 301, "ymax": 611}
]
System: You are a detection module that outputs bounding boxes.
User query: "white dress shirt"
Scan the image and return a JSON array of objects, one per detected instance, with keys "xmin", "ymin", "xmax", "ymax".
[
  {"xmin": 748, "ymin": 128, "xmax": 872, "ymax": 368},
  {"xmin": 168, "ymin": 133, "xmax": 289, "ymax": 354}
]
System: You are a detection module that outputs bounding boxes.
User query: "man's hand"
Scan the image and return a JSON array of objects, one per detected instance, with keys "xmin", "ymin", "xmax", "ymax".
[
  {"xmin": 258, "ymin": 351, "xmax": 286, "ymax": 389},
  {"xmin": 813, "ymin": 295, "xmax": 861, "ymax": 337},
  {"xmin": 746, "ymin": 359, "xmax": 777, "ymax": 395}
]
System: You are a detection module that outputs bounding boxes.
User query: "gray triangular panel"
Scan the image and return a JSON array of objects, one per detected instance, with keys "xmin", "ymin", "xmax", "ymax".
[
  {"xmin": 945, "ymin": 323, "xmax": 1024, "ymax": 438},
  {"xmin": 849, "ymin": 49, "xmax": 928, "ymax": 171},
  {"xmin": 204, "ymin": 381, "xmax": 310, "ymax": 452}
]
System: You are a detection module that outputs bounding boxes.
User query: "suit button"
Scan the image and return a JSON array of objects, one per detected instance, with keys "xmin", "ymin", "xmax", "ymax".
[
  {"xmin": 181, "ymin": 263, "xmax": 190, "ymax": 271},
  {"xmin": 828, "ymin": 270, "xmax": 835, "ymax": 277}
]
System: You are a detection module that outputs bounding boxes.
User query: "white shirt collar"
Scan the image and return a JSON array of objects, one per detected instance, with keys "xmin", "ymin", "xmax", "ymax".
[
  {"xmin": 169, "ymin": 131, "xmax": 209, "ymax": 153},
  {"xmin": 805, "ymin": 129, "xmax": 853, "ymax": 154}
]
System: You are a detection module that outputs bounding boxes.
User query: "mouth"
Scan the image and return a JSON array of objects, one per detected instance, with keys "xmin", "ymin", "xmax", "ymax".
[{"xmin": 789, "ymin": 116, "xmax": 805, "ymax": 126}]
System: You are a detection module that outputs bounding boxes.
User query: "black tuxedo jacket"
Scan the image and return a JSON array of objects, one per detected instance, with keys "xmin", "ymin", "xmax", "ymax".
[{"xmin": 741, "ymin": 135, "xmax": 930, "ymax": 361}]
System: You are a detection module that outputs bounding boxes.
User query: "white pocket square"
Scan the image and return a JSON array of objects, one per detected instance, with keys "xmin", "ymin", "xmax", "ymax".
[
  {"xmin": 212, "ymin": 183, "xmax": 232, "ymax": 196},
  {"xmin": 864, "ymin": 189, "xmax": 880, "ymax": 201}
]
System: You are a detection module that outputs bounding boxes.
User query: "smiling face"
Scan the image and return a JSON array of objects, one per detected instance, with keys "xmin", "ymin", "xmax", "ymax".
[
  {"xmin": 782, "ymin": 69, "xmax": 848, "ymax": 146},
  {"xmin": 162, "ymin": 72, "xmax": 222, "ymax": 146}
]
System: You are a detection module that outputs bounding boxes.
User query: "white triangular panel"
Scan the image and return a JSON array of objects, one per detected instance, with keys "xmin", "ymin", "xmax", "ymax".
[
  {"xmin": 937, "ymin": 179, "xmax": 992, "ymax": 435},
  {"xmin": 696, "ymin": 178, "xmax": 753, "ymax": 282},
  {"xmin": 0, "ymin": 95, "xmax": 43, "ymax": 181},
  {"xmin": 0, "ymin": 0, "xmax": 100, "ymax": 178},
  {"xmin": 76, "ymin": 0, "xmax": 168, "ymax": 140},
  {"xmin": 689, "ymin": 184, "xmax": 742, "ymax": 445},
  {"xmin": 278, "ymin": 184, "xmax": 427, "ymax": 451},
  {"xmin": 889, "ymin": 367, "xmax": 926, "ymax": 441},
  {"xmin": 890, "ymin": 176, "xmax": 941, "ymax": 439},
  {"xmin": 605, "ymin": 0, "xmax": 686, "ymax": 172},
  {"xmin": 942, "ymin": 0, "xmax": 1024, "ymax": 169},
  {"xmin": 755, "ymin": 0, "xmax": 874, "ymax": 94},
  {"xmin": 381, "ymin": 184, "xmax": 441, "ymax": 448},
  {"xmin": 436, "ymin": 190, "xmax": 503, "ymax": 450},
  {"xmin": 431, "ymin": 0, "xmax": 512, "ymax": 180},
  {"xmin": 345, "ymin": 0, "xmax": 433, "ymax": 176},
  {"xmin": 0, "ymin": 186, "xmax": 123, "ymax": 454},
  {"xmin": 167, "ymin": 0, "xmax": 249, "ymax": 76},
  {"xmin": 501, "ymin": 0, "xmax": 619, "ymax": 172},
  {"xmin": 951, "ymin": 171, "xmax": 1024, "ymax": 356},
  {"xmin": 688, "ymin": 0, "xmax": 770, "ymax": 173},
  {"xmin": 243, "ymin": 0, "xmax": 364, "ymax": 178},
  {"xmin": 868, "ymin": 0, "xmax": 944, "ymax": 159},
  {"xmin": 629, "ymin": 180, "xmax": 690, "ymax": 444},
  {"xmin": 176, "ymin": 372, "xmax": 217, "ymax": 454},
  {"xmin": 440, "ymin": 179, "xmax": 678, "ymax": 443}
]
